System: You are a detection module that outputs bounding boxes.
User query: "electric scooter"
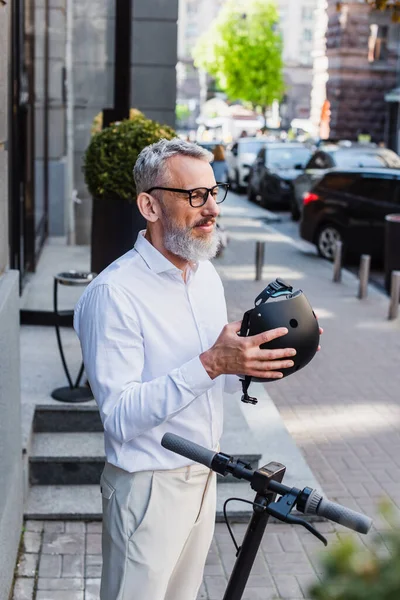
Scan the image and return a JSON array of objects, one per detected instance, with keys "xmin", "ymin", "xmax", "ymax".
[{"xmin": 162, "ymin": 433, "xmax": 373, "ymax": 600}]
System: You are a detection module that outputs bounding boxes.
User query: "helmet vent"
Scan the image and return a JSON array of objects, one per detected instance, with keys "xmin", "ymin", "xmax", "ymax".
[{"xmin": 290, "ymin": 319, "xmax": 299, "ymax": 328}]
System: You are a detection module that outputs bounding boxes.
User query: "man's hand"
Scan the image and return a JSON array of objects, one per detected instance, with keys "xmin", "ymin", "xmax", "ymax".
[{"xmin": 200, "ymin": 321, "xmax": 296, "ymax": 381}]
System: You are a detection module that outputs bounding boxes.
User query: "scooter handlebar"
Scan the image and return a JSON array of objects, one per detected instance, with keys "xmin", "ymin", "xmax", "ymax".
[
  {"xmin": 304, "ymin": 489, "xmax": 372, "ymax": 534},
  {"xmin": 161, "ymin": 432, "xmax": 216, "ymax": 469},
  {"xmin": 161, "ymin": 433, "xmax": 373, "ymax": 535}
]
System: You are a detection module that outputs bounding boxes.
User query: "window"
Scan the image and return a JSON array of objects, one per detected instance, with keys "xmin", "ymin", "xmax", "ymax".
[
  {"xmin": 302, "ymin": 6, "xmax": 314, "ymax": 21},
  {"xmin": 303, "ymin": 28, "xmax": 313, "ymax": 42},
  {"xmin": 368, "ymin": 24, "xmax": 389, "ymax": 62},
  {"xmin": 265, "ymin": 147, "xmax": 312, "ymax": 169},
  {"xmin": 306, "ymin": 152, "xmax": 333, "ymax": 169},
  {"xmin": 318, "ymin": 173, "xmax": 358, "ymax": 192},
  {"xmin": 334, "ymin": 150, "xmax": 391, "ymax": 169},
  {"xmin": 351, "ymin": 175, "xmax": 396, "ymax": 202}
]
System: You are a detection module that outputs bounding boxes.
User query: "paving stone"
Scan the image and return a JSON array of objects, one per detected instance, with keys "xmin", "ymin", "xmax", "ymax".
[
  {"xmin": 23, "ymin": 531, "xmax": 42, "ymax": 553},
  {"xmin": 196, "ymin": 582, "xmax": 208, "ymax": 599},
  {"xmin": 17, "ymin": 553, "xmax": 39, "ymax": 577},
  {"xmin": 39, "ymin": 554, "xmax": 62, "ymax": 578},
  {"xmin": 12, "ymin": 577, "xmax": 35, "ymax": 600},
  {"xmin": 85, "ymin": 578, "xmax": 101, "ymax": 600},
  {"xmin": 37, "ymin": 577, "xmax": 84, "ymax": 590},
  {"xmin": 65, "ymin": 522, "xmax": 86, "ymax": 534},
  {"xmin": 204, "ymin": 575, "xmax": 228, "ymax": 600},
  {"xmin": 86, "ymin": 522, "xmax": 102, "ymax": 534},
  {"xmin": 274, "ymin": 574, "xmax": 304, "ymax": 599},
  {"xmin": 42, "ymin": 532, "xmax": 85, "ymax": 555},
  {"xmin": 86, "ymin": 554, "xmax": 102, "ymax": 566},
  {"xmin": 86, "ymin": 564, "xmax": 102, "ymax": 578},
  {"xmin": 36, "ymin": 592, "xmax": 84, "ymax": 600},
  {"xmin": 25, "ymin": 520, "xmax": 44, "ymax": 533},
  {"xmin": 44, "ymin": 521, "xmax": 65, "ymax": 534},
  {"xmin": 62, "ymin": 554, "xmax": 84, "ymax": 578},
  {"xmin": 85, "ymin": 531, "xmax": 102, "ymax": 555}
]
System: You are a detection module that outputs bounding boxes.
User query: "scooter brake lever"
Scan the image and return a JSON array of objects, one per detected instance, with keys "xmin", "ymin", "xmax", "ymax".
[{"xmin": 266, "ymin": 504, "xmax": 328, "ymax": 546}]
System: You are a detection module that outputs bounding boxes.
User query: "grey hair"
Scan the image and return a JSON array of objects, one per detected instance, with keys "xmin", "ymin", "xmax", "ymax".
[{"xmin": 133, "ymin": 138, "xmax": 213, "ymax": 195}]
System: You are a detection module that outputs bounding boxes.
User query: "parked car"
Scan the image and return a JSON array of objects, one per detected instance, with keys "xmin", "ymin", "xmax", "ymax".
[
  {"xmin": 247, "ymin": 143, "xmax": 312, "ymax": 209},
  {"xmin": 292, "ymin": 144, "xmax": 400, "ymax": 221},
  {"xmin": 300, "ymin": 168, "xmax": 400, "ymax": 263},
  {"xmin": 225, "ymin": 137, "xmax": 271, "ymax": 191}
]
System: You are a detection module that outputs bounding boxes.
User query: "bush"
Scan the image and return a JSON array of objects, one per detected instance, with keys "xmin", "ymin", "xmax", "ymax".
[
  {"xmin": 83, "ymin": 116, "xmax": 176, "ymax": 202},
  {"xmin": 309, "ymin": 504, "xmax": 400, "ymax": 600},
  {"xmin": 90, "ymin": 108, "xmax": 145, "ymax": 136}
]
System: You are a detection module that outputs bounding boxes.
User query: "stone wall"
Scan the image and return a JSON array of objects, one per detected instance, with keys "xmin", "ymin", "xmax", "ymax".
[
  {"xmin": 0, "ymin": 3, "xmax": 23, "ymax": 599},
  {"xmin": 325, "ymin": 0, "xmax": 398, "ymax": 141}
]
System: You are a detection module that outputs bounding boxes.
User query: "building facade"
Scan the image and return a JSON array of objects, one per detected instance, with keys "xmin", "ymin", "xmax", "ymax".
[
  {"xmin": 177, "ymin": 0, "xmax": 227, "ymax": 130},
  {"xmin": 0, "ymin": 3, "xmax": 23, "ymax": 599},
  {"xmin": 277, "ymin": 0, "xmax": 319, "ymax": 126},
  {"xmin": 311, "ymin": 0, "xmax": 399, "ymax": 142}
]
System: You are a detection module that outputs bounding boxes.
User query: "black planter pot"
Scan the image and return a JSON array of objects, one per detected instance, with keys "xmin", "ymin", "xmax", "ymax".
[{"xmin": 91, "ymin": 195, "xmax": 146, "ymax": 275}]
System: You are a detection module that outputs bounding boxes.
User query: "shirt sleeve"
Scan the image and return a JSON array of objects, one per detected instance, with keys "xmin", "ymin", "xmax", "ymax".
[{"xmin": 74, "ymin": 284, "xmax": 217, "ymax": 444}]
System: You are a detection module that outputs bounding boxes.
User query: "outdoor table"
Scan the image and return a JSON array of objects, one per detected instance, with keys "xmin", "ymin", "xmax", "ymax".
[{"xmin": 51, "ymin": 270, "xmax": 96, "ymax": 403}]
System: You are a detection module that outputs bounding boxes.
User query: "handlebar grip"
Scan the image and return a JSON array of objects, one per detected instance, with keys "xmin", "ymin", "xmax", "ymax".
[
  {"xmin": 304, "ymin": 490, "xmax": 372, "ymax": 534},
  {"xmin": 161, "ymin": 433, "xmax": 216, "ymax": 469}
]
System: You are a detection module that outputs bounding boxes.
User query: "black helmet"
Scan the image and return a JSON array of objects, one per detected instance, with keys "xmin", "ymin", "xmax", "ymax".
[{"xmin": 239, "ymin": 278, "xmax": 320, "ymax": 405}]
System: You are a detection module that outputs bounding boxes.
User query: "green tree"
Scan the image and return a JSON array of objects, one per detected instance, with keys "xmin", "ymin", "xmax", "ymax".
[{"xmin": 192, "ymin": 0, "xmax": 284, "ymax": 128}]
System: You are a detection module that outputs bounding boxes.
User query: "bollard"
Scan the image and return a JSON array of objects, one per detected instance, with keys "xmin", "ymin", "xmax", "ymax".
[
  {"xmin": 357, "ymin": 254, "xmax": 371, "ymax": 299},
  {"xmin": 388, "ymin": 271, "xmax": 400, "ymax": 320},
  {"xmin": 255, "ymin": 241, "xmax": 265, "ymax": 281},
  {"xmin": 333, "ymin": 240, "xmax": 342, "ymax": 283}
]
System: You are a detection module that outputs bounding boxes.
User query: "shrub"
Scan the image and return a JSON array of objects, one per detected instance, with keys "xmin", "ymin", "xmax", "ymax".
[
  {"xmin": 83, "ymin": 116, "xmax": 176, "ymax": 202},
  {"xmin": 309, "ymin": 503, "xmax": 400, "ymax": 600}
]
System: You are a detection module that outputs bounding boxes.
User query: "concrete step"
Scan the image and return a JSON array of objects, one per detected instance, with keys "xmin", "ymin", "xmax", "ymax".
[
  {"xmin": 29, "ymin": 431, "xmax": 261, "ymax": 486},
  {"xmin": 33, "ymin": 404, "xmax": 102, "ymax": 433},
  {"xmin": 25, "ymin": 482, "xmax": 257, "ymax": 522}
]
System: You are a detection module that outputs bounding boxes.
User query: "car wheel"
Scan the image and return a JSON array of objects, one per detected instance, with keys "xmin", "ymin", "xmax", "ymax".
[{"xmin": 316, "ymin": 224, "xmax": 342, "ymax": 260}]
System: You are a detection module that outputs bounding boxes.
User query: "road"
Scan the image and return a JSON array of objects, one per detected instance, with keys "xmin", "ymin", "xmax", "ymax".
[{"xmin": 223, "ymin": 191, "xmax": 387, "ymax": 294}]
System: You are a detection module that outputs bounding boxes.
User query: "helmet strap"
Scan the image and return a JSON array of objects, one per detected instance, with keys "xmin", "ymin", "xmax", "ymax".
[
  {"xmin": 240, "ymin": 375, "xmax": 258, "ymax": 405},
  {"xmin": 254, "ymin": 278, "xmax": 293, "ymax": 307}
]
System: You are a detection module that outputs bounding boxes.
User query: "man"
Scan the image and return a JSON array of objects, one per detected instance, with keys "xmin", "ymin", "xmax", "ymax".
[{"xmin": 74, "ymin": 139, "xmax": 297, "ymax": 600}]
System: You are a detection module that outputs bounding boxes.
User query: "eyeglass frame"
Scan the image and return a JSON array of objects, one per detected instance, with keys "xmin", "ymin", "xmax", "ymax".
[{"xmin": 145, "ymin": 182, "xmax": 229, "ymax": 208}]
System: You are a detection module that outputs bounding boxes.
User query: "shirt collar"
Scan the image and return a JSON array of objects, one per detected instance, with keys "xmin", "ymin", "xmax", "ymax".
[{"xmin": 134, "ymin": 230, "xmax": 199, "ymax": 276}]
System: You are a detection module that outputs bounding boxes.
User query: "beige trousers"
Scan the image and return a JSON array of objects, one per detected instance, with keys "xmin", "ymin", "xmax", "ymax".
[{"xmin": 100, "ymin": 461, "xmax": 216, "ymax": 600}]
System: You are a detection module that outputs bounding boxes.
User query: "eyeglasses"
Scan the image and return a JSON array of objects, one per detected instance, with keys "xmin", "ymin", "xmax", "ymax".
[{"xmin": 145, "ymin": 183, "xmax": 229, "ymax": 208}]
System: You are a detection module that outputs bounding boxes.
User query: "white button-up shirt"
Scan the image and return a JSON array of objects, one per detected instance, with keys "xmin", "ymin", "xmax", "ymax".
[{"xmin": 74, "ymin": 231, "xmax": 240, "ymax": 473}]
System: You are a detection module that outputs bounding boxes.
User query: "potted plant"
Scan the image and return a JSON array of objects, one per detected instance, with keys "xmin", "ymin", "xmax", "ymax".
[{"xmin": 83, "ymin": 115, "xmax": 175, "ymax": 274}]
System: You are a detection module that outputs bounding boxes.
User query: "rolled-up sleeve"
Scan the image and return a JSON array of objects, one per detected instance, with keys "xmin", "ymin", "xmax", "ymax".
[{"xmin": 74, "ymin": 284, "xmax": 216, "ymax": 444}]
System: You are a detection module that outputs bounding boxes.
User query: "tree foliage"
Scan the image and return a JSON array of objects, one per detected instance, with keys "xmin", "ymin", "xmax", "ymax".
[{"xmin": 192, "ymin": 0, "xmax": 284, "ymax": 114}]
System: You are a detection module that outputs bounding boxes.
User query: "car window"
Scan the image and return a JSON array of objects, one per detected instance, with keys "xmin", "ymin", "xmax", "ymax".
[
  {"xmin": 318, "ymin": 173, "xmax": 359, "ymax": 191},
  {"xmin": 265, "ymin": 147, "xmax": 312, "ymax": 169},
  {"xmin": 306, "ymin": 152, "xmax": 332, "ymax": 169},
  {"xmin": 350, "ymin": 175, "xmax": 396, "ymax": 202},
  {"xmin": 238, "ymin": 140, "xmax": 266, "ymax": 154},
  {"xmin": 334, "ymin": 150, "xmax": 395, "ymax": 168}
]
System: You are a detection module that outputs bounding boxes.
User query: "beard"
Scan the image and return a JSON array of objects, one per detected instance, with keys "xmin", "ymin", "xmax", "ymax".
[{"xmin": 162, "ymin": 215, "xmax": 221, "ymax": 262}]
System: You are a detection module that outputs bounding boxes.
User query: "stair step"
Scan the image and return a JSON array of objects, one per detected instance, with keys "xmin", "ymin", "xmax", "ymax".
[
  {"xmin": 24, "ymin": 482, "xmax": 256, "ymax": 522},
  {"xmin": 29, "ymin": 432, "xmax": 260, "ymax": 485},
  {"xmin": 33, "ymin": 405, "xmax": 102, "ymax": 433}
]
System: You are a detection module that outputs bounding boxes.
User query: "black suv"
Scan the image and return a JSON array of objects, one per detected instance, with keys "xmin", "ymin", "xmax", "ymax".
[{"xmin": 300, "ymin": 168, "xmax": 400, "ymax": 262}]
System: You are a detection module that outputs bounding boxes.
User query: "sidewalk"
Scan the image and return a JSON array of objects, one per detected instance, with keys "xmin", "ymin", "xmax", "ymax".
[{"xmin": 13, "ymin": 193, "xmax": 400, "ymax": 600}]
